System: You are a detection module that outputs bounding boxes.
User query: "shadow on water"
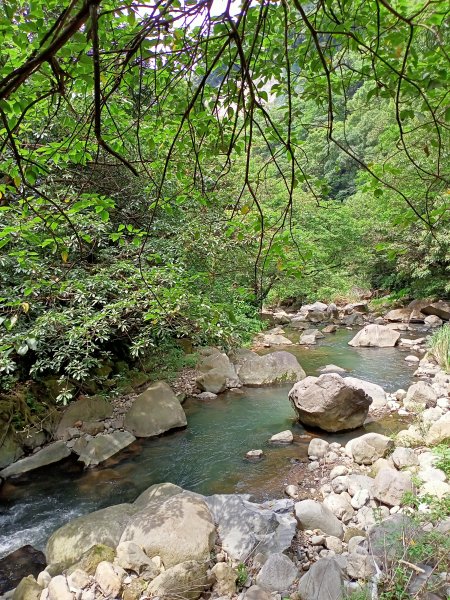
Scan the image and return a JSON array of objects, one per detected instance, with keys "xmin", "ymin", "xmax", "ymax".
[{"xmin": 0, "ymin": 327, "xmax": 418, "ymax": 558}]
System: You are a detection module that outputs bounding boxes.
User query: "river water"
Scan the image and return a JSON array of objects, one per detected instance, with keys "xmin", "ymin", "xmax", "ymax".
[{"xmin": 0, "ymin": 328, "xmax": 422, "ymax": 559}]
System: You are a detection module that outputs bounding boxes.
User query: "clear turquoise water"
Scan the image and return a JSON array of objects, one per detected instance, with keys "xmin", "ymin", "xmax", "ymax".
[{"xmin": 0, "ymin": 327, "xmax": 421, "ymax": 558}]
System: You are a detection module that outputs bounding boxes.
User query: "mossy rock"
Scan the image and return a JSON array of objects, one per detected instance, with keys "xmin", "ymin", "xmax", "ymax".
[
  {"xmin": 66, "ymin": 544, "xmax": 116, "ymax": 576},
  {"xmin": 11, "ymin": 575, "xmax": 42, "ymax": 600},
  {"xmin": 129, "ymin": 371, "xmax": 153, "ymax": 388},
  {"xmin": 123, "ymin": 577, "xmax": 149, "ymax": 600},
  {"xmin": 0, "ymin": 430, "xmax": 24, "ymax": 469},
  {"xmin": 55, "ymin": 396, "xmax": 113, "ymax": 439}
]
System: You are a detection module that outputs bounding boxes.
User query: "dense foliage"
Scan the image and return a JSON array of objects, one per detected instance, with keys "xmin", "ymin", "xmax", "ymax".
[{"xmin": 0, "ymin": 0, "xmax": 449, "ymax": 406}]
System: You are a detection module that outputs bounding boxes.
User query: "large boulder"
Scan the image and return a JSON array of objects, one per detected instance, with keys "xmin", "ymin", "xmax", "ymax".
[
  {"xmin": 0, "ymin": 545, "xmax": 46, "ymax": 595},
  {"xmin": 46, "ymin": 503, "xmax": 135, "ymax": 566},
  {"xmin": 124, "ymin": 381, "xmax": 187, "ymax": 437},
  {"xmin": 56, "ymin": 397, "xmax": 113, "ymax": 439},
  {"xmin": 196, "ymin": 352, "xmax": 240, "ymax": 393},
  {"xmin": 0, "ymin": 432, "xmax": 24, "ymax": 469},
  {"xmin": 341, "ymin": 313, "xmax": 364, "ymax": 326},
  {"xmin": 383, "ymin": 308, "xmax": 412, "ymax": 322},
  {"xmin": 289, "ymin": 373, "xmax": 372, "ymax": 432},
  {"xmin": 73, "ymin": 431, "xmax": 136, "ymax": 467},
  {"xmin": 205, "ymin": 495, "xmax": 296, "ymax": 561},
  {"xmin": 120, "ymin": 492, "xmax": 215, "ymax": 567},
  {"xmin": 298, "ymin": 557, "xmax": 345, "ymax": 600},
  {"xmin": 373, "ymin": 468, "xmax": 413, "ymax": 507},
  {"xmin": 344, "ymin": 302, "xmax": 368, "ymax": 314},
  {"xmin": 295, "ymin": 500, "xmax": 343, "ymax": 539},
  {"xmin": 347, "ymin": 433, "xmax": 394, "ymax": 465},
  {"xmin": 235, "ymin": 350, "xmax": 305, "ymax": 386},
  {"xmin": 0, "ymin": 441, "xmax": 71, "ymax": 479},
  {"xmin": 344, "ymin": 377, "xmax": 387, "ymax": 410},
  {"xmin": 421, "ymin": 300, "xmax": 450, "ymax": 320},
  {"xmin": 348, "ymin": 324, "xmax": 400, "ymax": 347}
]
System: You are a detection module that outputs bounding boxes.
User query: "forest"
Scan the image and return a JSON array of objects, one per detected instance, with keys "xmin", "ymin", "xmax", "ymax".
[{"xmin": 0, "ymin": 0, "xmax": 449, "ymax": 408}]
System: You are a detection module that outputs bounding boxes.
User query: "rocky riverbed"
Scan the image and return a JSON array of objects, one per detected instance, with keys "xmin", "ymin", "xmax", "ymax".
[{"xmin": 1, "ymin": 299, "xmax": 449, "ymax": 599}]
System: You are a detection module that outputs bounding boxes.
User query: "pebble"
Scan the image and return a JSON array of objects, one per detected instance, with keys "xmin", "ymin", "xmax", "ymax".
[{"xmin": 310, "ymin": 535, "xmax": 325, "ymax": 546}]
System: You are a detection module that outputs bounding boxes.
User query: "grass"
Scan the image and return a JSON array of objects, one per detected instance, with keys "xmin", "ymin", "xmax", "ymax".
[
  {"xmin": 426, "ymin": 324, "xmax": 450, "ymax": 372},
  {"xmin": 432, "ymin": 443, "xmax": 450, "ymax": 479},
  {"xmin": 345, "ymin": 492, "xmax": 450, "ymax": 600}
]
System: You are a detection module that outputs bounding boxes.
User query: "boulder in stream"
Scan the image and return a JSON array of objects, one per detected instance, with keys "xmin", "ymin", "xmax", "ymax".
[
  {"xmin": 124, "ymin": 381, "xmax": 187, "ymax": 437},
  {"xmin": 289, "ymin": 373, "xmax": 372, "ymax": 432},
  {"xmin": 421, "ymin": 300, "xmax": 450, "ymax": 320},
  {"xmin": 348, "ymin": 324, "xmax": 400, "ymax": 347},
  {"xmin": 196, "ymin": 351, "xmax": 241, "ymax": 393},
  {"xmin": 0, "ymin": 441, "xmax": 71, "ymax": 479},
  {"xmin": 0, "ymin": 545, "xmax": 46, "ymax": 595},
  {"xmin": 73, "ymin": 431, "xmax": 136, "ymax": 467},
  {"xmin": 234, "ymin": 350, "xmax": 305, "ymax": 386}
]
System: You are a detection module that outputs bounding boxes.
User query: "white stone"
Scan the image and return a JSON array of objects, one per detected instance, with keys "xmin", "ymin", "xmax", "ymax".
[
  {"xmin": 269, "ymin": 430, "xmax": 293, "ymax": 444},
  {"xmin": 351, "ymin": 489, "xmax": 370, "ymax": 510},
  {"xmin": 329, "ymin": 465, "xmax": 348, "ymax": 480},
  {"xmin": 420, "ymin": 481, "xmax": 450, "ymax": 499},
  {"xmin": 308, "ymin": 439, "xmax": 329, "ymax": 459},
  {"xmin": 95, "ymin": 561, "xmax": 122, "ymax": 598},
  {"xmin": 48, "ymin": 575, "xmax": 74, "ymax": 600}
]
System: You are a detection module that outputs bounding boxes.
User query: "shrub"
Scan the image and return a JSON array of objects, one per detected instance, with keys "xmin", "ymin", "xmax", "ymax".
[{"xmin": 426, "ymin": 324, "xmax": 450, "ymax": 372}]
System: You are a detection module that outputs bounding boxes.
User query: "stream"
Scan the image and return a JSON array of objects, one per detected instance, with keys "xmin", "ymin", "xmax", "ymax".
[{"xmin": 0, "ymin": 328, "xmax": 423, "ymax": 559}]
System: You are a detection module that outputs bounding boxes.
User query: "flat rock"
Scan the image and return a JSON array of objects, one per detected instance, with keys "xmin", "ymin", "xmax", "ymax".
[
  {"xmin": 206, "ymin": 494, "xmax": 296, "ymax": 561},
  {"xmin": 74, "ymin": 431, "xmax": 136, "ymax": 467},
  {"xmin": 348, "ymin": 324, "xmax": 400, "ymax": 347},
  {"xmin": 384, "ymin": 308, "xmax": 412, "ymax": 322},
  {"xmin": 124, "ymin": 381, "xmax": 187, "ymax": 437},
  {"xmin": 0, "ymin": 441, "xmax": 71, "ymax": 479},
  {"xmin": 319, "ymin": 364, "xmax": 346, "ymax": 374}
]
